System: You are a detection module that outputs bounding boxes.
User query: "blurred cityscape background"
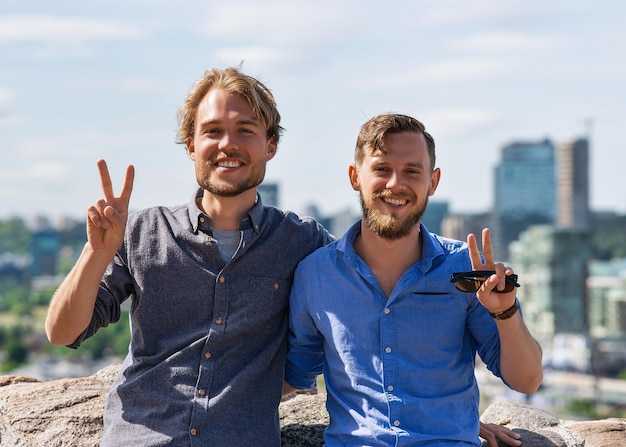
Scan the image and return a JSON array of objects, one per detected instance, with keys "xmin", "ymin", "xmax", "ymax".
[{"xmin": 2, "ymin": 128, "xmax": 626, "ymax": 421}]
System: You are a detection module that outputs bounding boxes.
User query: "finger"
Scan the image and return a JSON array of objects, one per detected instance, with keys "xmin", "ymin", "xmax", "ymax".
[
  {"xmin": 86, "ymin": 205, "xmax": 103, "ymax": 227},
  {"xmin": 94, "ymin": 199, "xmax": 111, "ymax": 229},
  {"xmin": 495, "ymin": 263, "xmax": 506, "ymax": 291},
  {"xmin": 482, "ymin": 423, "xmax": 521, "ymax": 446},
  {"xmin": 119, "ymin": 164, "xmax": 135, "ymax": 205},
  {"xmin": 481, "ymin": 228, "xmax": 494, "ymax": 265},
  {"xmin": 479, "ymin": 429, "xmax": 497, "ymax": 447},
  {"xmin": 87, "ymin": 205, "xmax": 110, "ymax": 229},
  {"xmin": 97, "ymin": 159, "xmax": 115, "ymax": 201},
  {"xmin": 466, "ymin": 233, "xmax": 483, "ymax": 269}
]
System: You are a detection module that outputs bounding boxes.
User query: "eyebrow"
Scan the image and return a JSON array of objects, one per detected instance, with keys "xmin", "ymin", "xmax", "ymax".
[
  {"xmin": 198, "ymin": 118, "xmax": 261, "ymax": 127},
  {"xmin": 371, "ymin": 158, "xmax": 427, "ymax": 170}
]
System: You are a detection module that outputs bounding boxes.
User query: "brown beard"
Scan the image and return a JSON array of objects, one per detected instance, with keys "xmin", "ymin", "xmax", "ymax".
[
  {"xmin": 196, "ymin": 160, "xmax": 266, "ymax": 198},
  {"xmin": 360, "ymin": 191, "xmax": 427, "ymax": 240}
]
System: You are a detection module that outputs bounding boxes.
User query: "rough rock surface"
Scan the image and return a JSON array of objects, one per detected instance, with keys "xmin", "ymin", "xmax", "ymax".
[{"xmin": 0, "ymin": 365, "xmax": 624, "ymax": 446}]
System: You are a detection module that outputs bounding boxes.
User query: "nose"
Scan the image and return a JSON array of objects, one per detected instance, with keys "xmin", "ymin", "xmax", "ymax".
[
  {"xmin": 385, "ymin": 170, "xmax": 405, "ymax": 190},
  {"xmin": 218, "ymin": 130, "xmax": 239, "ymax": 151}
]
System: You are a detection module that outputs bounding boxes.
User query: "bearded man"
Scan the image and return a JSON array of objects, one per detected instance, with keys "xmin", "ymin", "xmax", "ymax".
[{"xmin": 283, "ymin": 113, "xmax": 543, "ymax": 447}]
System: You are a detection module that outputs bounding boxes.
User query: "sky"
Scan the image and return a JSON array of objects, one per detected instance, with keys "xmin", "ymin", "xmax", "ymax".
[{"xmin": 1, "ymin": 1, "xmax": 625, "ymax": 224}]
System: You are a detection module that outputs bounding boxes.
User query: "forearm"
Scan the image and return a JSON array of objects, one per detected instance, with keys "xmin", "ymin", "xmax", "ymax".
[
  {"xmin": 497, "ymin": 312, "xmax": 543, "ymax": 394},
  {"xmin": 45, "ymin": 243, "xmax": 113, "ymax": 346},
  {"xmin": 282, "ymin": 381, "xmax": 298, "ymax": 397}
]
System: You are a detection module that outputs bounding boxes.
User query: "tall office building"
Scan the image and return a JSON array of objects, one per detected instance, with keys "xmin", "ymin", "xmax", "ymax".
[
  {"xmin": 493, "ymin": 139, "xmax": 556, "ymax": 259},
  {"xmin": 258, "ymin": 182, "xmax": 279, "ymax": 208},
  {"xmin": 422, "ymin": 200, "xmax": 449, "ymax": 234},
  {"xmin": 510, "ymin": 225, "xmax": 591, "ymax": 340},
  {"xmin": 557, "ymin": 138, "xmax": 590, "ymax": 230}
]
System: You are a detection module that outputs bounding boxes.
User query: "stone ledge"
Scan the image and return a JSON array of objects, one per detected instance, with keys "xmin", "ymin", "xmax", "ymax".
[{"xmin": 0, "ymin": 365, "xmax": 624, "ymax": 446}]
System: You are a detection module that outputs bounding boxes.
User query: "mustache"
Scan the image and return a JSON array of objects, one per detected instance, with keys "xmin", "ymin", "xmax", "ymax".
[
  {"xmin": 209, "ymin": 151, "xmax": 248, "ymax": 164},
  {"xmin": 372, "ymin": 190, "xmax": 413, "ymax": 200}
]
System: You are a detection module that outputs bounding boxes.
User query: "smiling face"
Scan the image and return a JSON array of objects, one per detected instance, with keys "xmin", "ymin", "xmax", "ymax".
[
  {"xmin": 349, "ymin": 131, "xmax": 440, "ymax": 240},
  {"xmin": 186, "ymin": 88, "xmax": 277, "ymax": 198}
]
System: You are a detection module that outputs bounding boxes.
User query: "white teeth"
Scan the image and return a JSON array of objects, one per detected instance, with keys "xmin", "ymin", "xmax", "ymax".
[
  {"xmin": 383, "ymin": 197, "xmax": 407, "ymax": 206},
  {"xmin": 215, "ymin": 160, "xmax": 241, "ymax": 168}
]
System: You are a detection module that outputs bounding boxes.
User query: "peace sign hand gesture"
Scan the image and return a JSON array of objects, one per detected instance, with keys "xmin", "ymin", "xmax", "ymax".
[
  {"xmin": 85, "ymin": 159, "xmax": 135, "ymax": 259},
  {"xmin": 466, "ymin": 228, "xmax": 517, "ymax": 314}
]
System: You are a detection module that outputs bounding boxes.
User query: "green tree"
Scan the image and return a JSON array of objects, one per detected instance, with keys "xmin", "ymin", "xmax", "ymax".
[{"xmin": 0, "ymin": 218, "xmax": 31, "ymax": 255}]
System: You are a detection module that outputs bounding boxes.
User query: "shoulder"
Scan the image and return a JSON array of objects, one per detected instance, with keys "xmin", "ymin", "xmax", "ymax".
[
  {"xmin": 126, "ymin": 203, "xmax": 191, "ymax": 231},
  {"xmin": 294, "ymin": 236, "xmax": 343, "ymax": 274},
  {"xmin": 263, "ymin": 207, "xmax": 333, "ymax": 244},
  {"xmin": 431, "ymin": 233, "xmax": 468, "ymax": 254}
]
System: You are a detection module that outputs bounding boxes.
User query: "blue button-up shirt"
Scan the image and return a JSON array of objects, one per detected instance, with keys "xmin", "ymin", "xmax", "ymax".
[
  {"xmin": 286, "ymin": 221, "xmax": 505, "ymax": 447},
  {"xmin": 70, "ymin": 189, "xmax": 331, "ymax": 446}
]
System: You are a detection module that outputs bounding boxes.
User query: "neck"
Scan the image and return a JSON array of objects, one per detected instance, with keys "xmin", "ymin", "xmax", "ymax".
[
  {"xmin": 198, "ymin": 188, "xmax": 257, "ymax": 231},
  {"xmin": 354, "ymin": 221, "xmax": 422, "ymax": 297}
]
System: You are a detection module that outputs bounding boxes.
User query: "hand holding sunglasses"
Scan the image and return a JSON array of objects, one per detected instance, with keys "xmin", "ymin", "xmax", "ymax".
[
  {"xmin": 463, "ymin": 228, "xmax": 520, "ymax": 320},
  {"xmin": 450, "ymin": 271, "xmax": 520, "ymax": 294}
]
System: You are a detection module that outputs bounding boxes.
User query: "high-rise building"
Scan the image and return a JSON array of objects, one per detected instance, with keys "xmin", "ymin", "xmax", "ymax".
[
  {"xmin": 493, "ymin": 139, "xmax": 556, "ymax": 259},
  {"xmin": 440, "ymin": 212, "xmax": 491, "ymax": 243},
  {"xmin": 422, "ymin": 201, "xmax": 449, "ymax": 235},
  {"xmin": 557, "ymin": 138, "xmax": 590, "ymax": 230},
  {"xmin": 509, "ymin": 225, "xmax": 591, "ymax": 340},
  {"xmin": 258, "ymin": 182, "xmax": 279, "ymax": 208}
]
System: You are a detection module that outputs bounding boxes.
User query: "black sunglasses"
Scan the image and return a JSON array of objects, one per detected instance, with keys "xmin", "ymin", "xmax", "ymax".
[{"xmin": 450, "ymin": 271, "xmax": 520, "ymax": 294}]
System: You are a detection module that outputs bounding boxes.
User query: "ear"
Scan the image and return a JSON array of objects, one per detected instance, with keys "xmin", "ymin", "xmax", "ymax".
[
  {"xmin": 186, "ymin": 137, "xmax": 196, "ymax": 160},
  {"xmin": 429, "ymin": 167, "xmax": 441, "ymax": 196},
  {"xmin": 348, "ymin": 164, "xmax": 360, "ymax": 191},
  {"xmin": 265, "ymin": 137, "xmax": 278, "ymax": 161}
]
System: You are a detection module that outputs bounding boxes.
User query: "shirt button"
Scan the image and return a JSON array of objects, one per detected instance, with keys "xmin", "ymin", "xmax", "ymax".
[
  {"xmin": 274, "ymin": 283, "xmax": 279, "ymax": 290},
  {"xmin": 219, "ymin": 276, "xmax": 225, "ymax": 283},
  {"xmin": 385, "ymin": 347, "xmax": 392, "ymax": 353},
  {"xmin": 198, "ymin": 389, "xmax": 206, "ymax": 396},
  {"xmin": 190, "ymin": 428, "xmax": 198, "ymax": 435},
  {"xmin": 207, "ymin": 236, "xmax": 213, "ymax": 242},
  {"xmin": 204, "ymin": 352, "xmax": 212, "ymax": 359},
  {"xmin": 216, "ymin": 318, "xmax": 223, "ymax": 325},
  {"xmin": 254, "ymin": 224, "xmax": 259, "ymax": 231},
  {"xmin": 393, "ymin": 420, "xmax": 400, "ymax": 427},
  {"xmin": 199, "ymin": 217, "xmax": 205, "ymax": 223},
  {"xmin": 383, "ymin": 307, "xmax": 390, "ymax": 314},
  {"xmin": 387, "ymin": 385, "xmax": 394, "ymax": 391}
]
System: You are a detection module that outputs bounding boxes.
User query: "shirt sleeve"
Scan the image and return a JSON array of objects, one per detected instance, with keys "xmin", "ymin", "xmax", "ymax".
[
  {"xmin": 467, "ymin": 292, "xmax": 505, "ymax": 380},
  {"xmin": 284, "ymin": 262, "xmax": 325, "ymax": 390},
  {"xmin": 67, "ymin": 247, "xmax": 131, "ymax": 349}
]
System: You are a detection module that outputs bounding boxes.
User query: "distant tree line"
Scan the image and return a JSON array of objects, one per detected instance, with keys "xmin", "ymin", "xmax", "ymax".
[{"xmin": 0, "ymin": 211, "xmax": 625, "ymax": 372}]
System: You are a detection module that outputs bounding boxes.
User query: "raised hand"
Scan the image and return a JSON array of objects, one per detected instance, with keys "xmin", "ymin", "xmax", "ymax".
[
  {"xmin": 466, "ymin": 228, "xmax": 517, "ymax": 313},
  {"xmin": 86, "ymin": 159, "xmax": 135, "ymax": 258}
]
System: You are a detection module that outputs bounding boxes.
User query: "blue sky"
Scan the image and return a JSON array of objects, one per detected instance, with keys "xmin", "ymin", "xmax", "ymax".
[{"xmin": 1, "ymin": 1, "xmax": 625, "ymax": 222}]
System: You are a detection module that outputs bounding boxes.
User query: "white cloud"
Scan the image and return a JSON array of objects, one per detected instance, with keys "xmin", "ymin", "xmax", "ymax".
[
  {"xmin": 0, "ymin": 161, "xmax": 71, "ymax": 181},
  {"xmin": 0, "ymin": 14, "xmax": 148, "ymax": 43},
  {"xmin": 450, "ymin": 32, "xmax": 563, "ymax": 52},
  {"xmin": 0, "ymin": 87, "xmax": 15, "ymax": 108},
  {"xmin": 415, "ymin": 0, "xmax": 555, "ymax": 27},
  {"xmin": 200, "ymin": 1, "xmax": 363, "ymax": 45},
  {"xmin": 73, "ymin": 77, "xmax": 166, "ymax": 94},
  {"xmin": 212, "ymin": 46, "xmax": 290, "ymax": 69},
  {"xmin": 355, "ymin": 58, "xmax": 512, "ymax": 89},
  {"xmin": 422, "ymin": 107, "xmax": 500, "ymax": 137},
  {"xmin": 0, "ymin": 87, "xmax": 21, "ymax": 128}
]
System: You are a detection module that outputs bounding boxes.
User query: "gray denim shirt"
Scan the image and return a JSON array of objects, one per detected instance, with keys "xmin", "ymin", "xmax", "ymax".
[{"xmin": 70, "ymin": 189, "xmax": 331, "ymax": 446}]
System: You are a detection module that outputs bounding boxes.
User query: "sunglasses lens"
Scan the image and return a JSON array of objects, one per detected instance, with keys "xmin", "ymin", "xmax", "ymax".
[
  {"xmin": 500, "ymin": 281, "xmax": 515, "ymax": 294},
  {"xmin": 454, "ymin": 278, "xmax": 481, "ymax": 293},
  {"xmin": 451, "ymin": 273, "xmax": 518, "ymax": 294}
]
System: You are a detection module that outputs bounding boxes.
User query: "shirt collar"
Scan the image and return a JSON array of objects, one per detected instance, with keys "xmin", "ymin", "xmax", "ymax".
[
  {"xmin": 339, "ymin": 220, "xmax": 445, "ymax": 273},
  {"xmin": 188, "ymin": 188, "xmax": 264, "ymax": 234}
]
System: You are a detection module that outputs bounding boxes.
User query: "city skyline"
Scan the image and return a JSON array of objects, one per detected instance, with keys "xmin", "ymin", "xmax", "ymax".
[{"xmin": 1, "ymin": 1, "xmax": 625, "ymax": 221}]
